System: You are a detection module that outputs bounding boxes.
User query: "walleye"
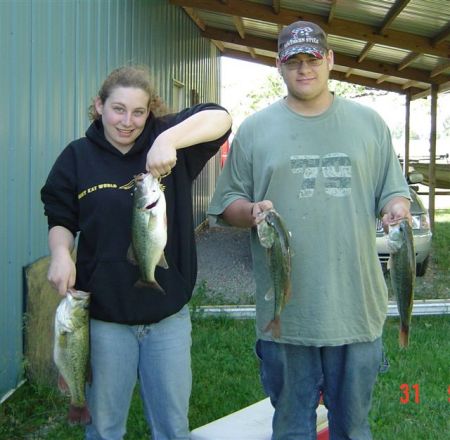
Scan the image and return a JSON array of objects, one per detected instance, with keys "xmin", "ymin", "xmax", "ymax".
[
  {"xmin": 257, "ymin": 209, "xmax": 292, "ymax": 339},
  {"xmin": 54, "ymin": 289, "xmax": 91, "ymax": 425},
  {"xmin": 388, "ymin": 218, "xmax": 415, "ymax": 348},
  {"xmin": 129, "ymin": 172, "xmax": 168, "ymax": 291}
]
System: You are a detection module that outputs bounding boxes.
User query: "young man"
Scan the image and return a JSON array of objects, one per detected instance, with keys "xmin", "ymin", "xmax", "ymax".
[{"xmin": 208, "ymin": 21, "xmax": 410, "ymax": 439}]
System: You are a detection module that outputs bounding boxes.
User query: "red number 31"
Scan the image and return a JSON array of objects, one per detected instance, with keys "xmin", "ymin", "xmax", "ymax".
[{"xmin": 400, "ymin": 384, "xmax": 420, "ymax": 404}]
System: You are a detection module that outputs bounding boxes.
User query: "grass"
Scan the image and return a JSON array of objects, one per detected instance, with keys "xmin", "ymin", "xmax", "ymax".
[
  {"xmin": 1, "ymin": 210, "xmax": 448, "ymax": 439},
  {"xmin": 1, "ymin": 316, "xmax": 449, "ymax": 439},
  {"xmin": 0, "ymin": 318, "xmax": 263, "ymax": 440},
  {"xmin": 0, "ymin": 316, "xmax": 450, "ymax": 440},
  {"xmin": 414, "ymin": 208, "xmax": 450, "ymax": 300},
  {"xmin": 371, "ymin": 316, "xmax": 450, "ymax": 437}
]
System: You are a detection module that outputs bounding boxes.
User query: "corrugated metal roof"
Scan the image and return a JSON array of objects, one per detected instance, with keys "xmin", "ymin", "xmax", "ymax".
[{"xmin": 171, "ymin": 0, "xmax": 450, "ymax": 98}]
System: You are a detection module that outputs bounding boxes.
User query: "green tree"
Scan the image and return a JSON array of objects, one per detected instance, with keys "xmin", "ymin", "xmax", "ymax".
[{"xmin": 246, "ymin": 72, "xmax": 285, "ymax": 111}]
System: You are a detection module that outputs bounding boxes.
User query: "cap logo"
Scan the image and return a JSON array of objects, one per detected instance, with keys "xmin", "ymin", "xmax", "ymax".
[
  {"xmin": 292, "ymin": 26, "xmax": 314, "ymax": 38},
  {"xmin": 283, "ymin": 26, "xmax": 321, "ymax": 50}
]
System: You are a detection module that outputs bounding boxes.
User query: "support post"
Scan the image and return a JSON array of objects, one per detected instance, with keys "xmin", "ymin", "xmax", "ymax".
[
  {"xmin": 404, "ymin": 92, "xmax": 411, "ymax": 177},
  {"xmin": 429, "ymin": 84, "xmax": 438, "ymax": 231}
]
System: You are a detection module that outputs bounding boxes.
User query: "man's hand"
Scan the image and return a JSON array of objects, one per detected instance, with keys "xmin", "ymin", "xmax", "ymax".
[{"xmin": 381, "ymin": 196, "xmax": 411, "ymax": 232}]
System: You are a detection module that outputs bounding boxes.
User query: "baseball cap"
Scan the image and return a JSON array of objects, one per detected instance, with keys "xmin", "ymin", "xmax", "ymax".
[{"xmin": 278, "ymin": 21, "xmax": 328, "ymax": 63}]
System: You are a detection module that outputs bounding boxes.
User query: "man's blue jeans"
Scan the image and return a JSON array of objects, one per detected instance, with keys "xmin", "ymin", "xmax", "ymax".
[
  {"xmin": 256, "ymin": 338, "xmax": 382, "ymax": 440},
  {"xmin": 85, "ymin": 305, "xmax": 192, "ymax": 440}
]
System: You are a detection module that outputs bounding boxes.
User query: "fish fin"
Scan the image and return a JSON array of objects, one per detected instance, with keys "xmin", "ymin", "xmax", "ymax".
[
  {"xmin": 126, "ymin": 245, "xmax": 138, "ymax": 265},
  {"xmin": 134, "ymin": 279, "xmax": 165, "ymax": 293},
  {"xmin": 264, "ymin": 288, "xmax": 274, "ymax": 301},
  {"xmin": 399, "ymin": 324, "xmax": 410, "ymax": 348},
  {"xmin": 265, "ymin": 317, "xmax": 281, "ymax": 339},
  {"xmin": 284, "ymin": 284, "xmax": 292, "ymax": 305},
  {"xmin": 68, "ymin": 404, "xmax": 91, "ymax": 425},
  {"xmin": 57, "ymin": 374, "xmax": 70, "ymax": 395},
  {"xmin": 157, "ymin": 253, "xmax": 169, "ymax": 269}
]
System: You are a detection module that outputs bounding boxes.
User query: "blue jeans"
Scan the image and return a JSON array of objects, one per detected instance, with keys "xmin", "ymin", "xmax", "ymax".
[
  {"xmin": 85, "ymin": 305, "xmax": 192, "ymax": 440},
  {"xmin": 256, "ymin": 338, "xmax": 382, "ymax": 440}
]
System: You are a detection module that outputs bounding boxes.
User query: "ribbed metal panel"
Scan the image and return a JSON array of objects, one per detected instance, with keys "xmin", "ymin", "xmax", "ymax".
[
  {"xmin": 0, "ymin": 0, "xmax": 32, "ymax": 405},
  {"xmin": 388, "ymin": 0, "xmax": 450, "ymax": 37},
  {"xmin": 1, "ymin": 0, "xmax": 222, "ymax": 402}
]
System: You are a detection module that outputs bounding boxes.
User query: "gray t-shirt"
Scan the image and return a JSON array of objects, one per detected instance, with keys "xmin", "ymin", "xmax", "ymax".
[{"xmin": 208, "ymin": 96, "xmax": 410, "ymax": 346}]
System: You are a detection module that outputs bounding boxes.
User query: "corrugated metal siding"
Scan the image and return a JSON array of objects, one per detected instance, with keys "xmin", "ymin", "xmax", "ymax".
[
  {"xmin": 0, "ymin": 0, "xmax": 222, "ymax": 401},
  {"xmin": 1, "ymin": 0, "xmax": 33, "ymax": 404}
]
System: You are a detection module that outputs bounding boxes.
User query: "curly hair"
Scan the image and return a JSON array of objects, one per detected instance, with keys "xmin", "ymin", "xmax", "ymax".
[{"xmin": 88, "ymin": 65, "xmax": 168, "ymax": 120}]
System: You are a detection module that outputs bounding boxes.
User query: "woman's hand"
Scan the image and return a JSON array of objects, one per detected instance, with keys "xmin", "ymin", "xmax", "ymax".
[
  {"xmin": 48, "ymin": 249, "xmax": 76, "ymax": 296},
  {"xmin": 47, "ymin": 226, "xmax": 76, "ymax": 296},
  {"xmin": 146, "ymin": 131, "xmax": 177, "ymax": 178}
]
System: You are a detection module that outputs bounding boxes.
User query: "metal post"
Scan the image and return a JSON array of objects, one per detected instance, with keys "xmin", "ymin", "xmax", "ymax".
[
  {"xmin": 404, "ymin": 92, "xmax": 411, "ymax": 177},
  {"xmin": 429, "ymin": 85, "xmax": 437, "ymax": 231}
]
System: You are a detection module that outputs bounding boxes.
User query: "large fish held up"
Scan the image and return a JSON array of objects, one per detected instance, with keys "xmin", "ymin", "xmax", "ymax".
[
  {"xmin": 257, "ymin": 209, "xmax": 292, "ymax": 339},
  {"xmin": 128, "ymin": 173, "xmax": 169, "ymax": 291},
  {"xmin": 54, "ymin": 288, "xmax": 91, "ymax": 425},
  {"xmin": 387, "ymin": 218, "xmax": 415, "ymax": 348}
]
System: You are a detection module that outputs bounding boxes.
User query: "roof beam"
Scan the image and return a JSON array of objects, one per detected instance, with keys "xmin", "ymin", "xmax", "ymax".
[
  {"xmin": 272, "ymin": 0, "xmax": 280, "ymax": 15},
  {"xmin": 182, "ymin": 7, "xmax": 206, "ymax": 31},
  {"xmin": 202, "ymin": 26, "xmax": 449, "ymax": 85},
  {"xmin": 411, "ymin": 81, "xmax": 450, "ymax": 100},
  {"xmin": 328, "ymin": 0, "xmax": 337, "ymax": 24},
  {"xmin": 397, "ymin": 52, "xmax": 421, "ymax": 70},
  {"xmin": 170, "ymin": 0, "xmax": 450, "ymax": 57},
  {"xmin": 222, "ymin": 50, "xmax": 426, "ymax": 95},
  {"xmin": 378, "ymin": 0, "xmax": 410, "ymax": 34},
  {"xmin": 431, "ymin": 60, "xmax": 450, "ymax": 77},
  {"xmin": 358, "ymin": 42, "xmax": 374, "ymax": 62},
  {"xmin": 232, "ymin": 15, "xmax": 245, "ymax": 38},
  {"xmin": 432, "ymin": 22, "xmax": 450, "ymax": 46},
  {"xmin": 334, "ymin": 52, "xmax": 447, "ymax": 85},
  {"xmin": 212, "ymin": 39, "xmax": 225, "ymax": 51},
  {"xmin": 376, "ymin": 75, "xmax": 390, "ymax": 84}
]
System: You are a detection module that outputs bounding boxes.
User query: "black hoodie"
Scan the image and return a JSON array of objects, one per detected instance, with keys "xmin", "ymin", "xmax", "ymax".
[{"xmin": 41, "ymin": 103, "xmax": 230, "ymax": 324}]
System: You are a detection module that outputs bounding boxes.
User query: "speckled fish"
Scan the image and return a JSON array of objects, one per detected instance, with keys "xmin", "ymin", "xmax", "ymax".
[
  {"xmin": 128, "ymin": 172, "xmax": 168, "ymax": 291},
  {"xmin": 54, "ymin": 289, "xmax": 91, "ymax": 425},
  {"xmin": 388, "ymin": 218, "xmax": 415, "ymax": 348},
  {"xmin": 257, "ymin": 209, "xmax": 292, "ymax": 339}
]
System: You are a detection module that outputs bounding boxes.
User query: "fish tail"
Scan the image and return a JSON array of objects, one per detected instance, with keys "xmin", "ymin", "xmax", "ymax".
[
  {"xmin": 68, "ymin": 404, "xmax": 91, "ymax": 425},
  {"xmin": 265, "ymin": 316, "xmax": 281, "ymax": 339},
  {"xmin": 399, "ymin": 324, "xmax": 410, "ymax": 348}
]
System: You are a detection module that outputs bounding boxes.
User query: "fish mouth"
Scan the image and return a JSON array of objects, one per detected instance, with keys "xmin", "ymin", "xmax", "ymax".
[
  {"xmin": 67, "ymin": 289, "xmax": 90, "ymax": 299},
  {"xmin": 145, "ymin": 197, "xmax": 159, "ymax": 210}
]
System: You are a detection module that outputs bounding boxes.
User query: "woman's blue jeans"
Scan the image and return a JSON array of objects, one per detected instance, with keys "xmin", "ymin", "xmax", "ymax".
[
  {"xmin": 85, "ymin": 305, "xmax": 192, "ymax": 440},
  {"xmin": 256, "ymin": 338, "xmax": 382, "ymax": 440}
]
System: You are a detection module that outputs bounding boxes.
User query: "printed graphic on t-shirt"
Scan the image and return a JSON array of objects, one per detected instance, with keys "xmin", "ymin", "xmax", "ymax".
[{"xmin": 290, "ymin": 153, "xmax": 351, "ymax": 198}]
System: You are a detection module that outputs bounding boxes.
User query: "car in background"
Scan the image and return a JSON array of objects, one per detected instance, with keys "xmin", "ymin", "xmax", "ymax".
[{"xmin": 376, "ymin": 172, "xmax": 432, "ymax": 276}]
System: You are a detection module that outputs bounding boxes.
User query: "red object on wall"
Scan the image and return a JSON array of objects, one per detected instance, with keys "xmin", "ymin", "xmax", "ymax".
[{"xmin": 220, "ymin": 139, "xmax": 230, "ymax": 168}]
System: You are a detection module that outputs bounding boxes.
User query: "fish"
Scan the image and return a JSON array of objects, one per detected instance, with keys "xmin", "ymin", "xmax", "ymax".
[
  {"xmin": 53, "ymin": 288, "xmax": 91, "ymax": 425},
  {"xmin": 257, "ymin": 209, "xmax": 292, "ymax": 339},
  {"xmin": 387, "ymin": 218, "xmax": 415, "ymax": 348},
  {"xmin": 128, "ymin": 172, "xmax": 168, "ymax": 291}
]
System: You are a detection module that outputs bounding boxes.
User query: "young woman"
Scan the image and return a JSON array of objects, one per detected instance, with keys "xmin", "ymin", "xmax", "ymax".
[{"xmin": 41, "ymin": 65, "xmax": 231, "ymax": 440}]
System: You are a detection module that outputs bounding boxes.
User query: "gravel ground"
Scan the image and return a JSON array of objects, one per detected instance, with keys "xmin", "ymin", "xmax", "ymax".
[{"xmin": 194, "ymin": 225, "xmax": 256, "ymax": 303}]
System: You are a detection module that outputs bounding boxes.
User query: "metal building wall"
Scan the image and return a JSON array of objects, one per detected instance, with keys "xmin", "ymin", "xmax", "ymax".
[{"xmin": 0, "ymin": 0, "xmax": 222, "ymax": 402}]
